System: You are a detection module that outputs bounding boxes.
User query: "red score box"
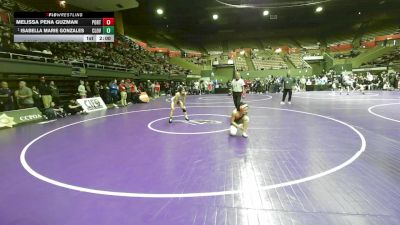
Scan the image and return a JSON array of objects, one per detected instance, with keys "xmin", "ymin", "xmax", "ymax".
[{"xmin": 102, "ymin": 18, "xmax": 115, "ymax": 26}]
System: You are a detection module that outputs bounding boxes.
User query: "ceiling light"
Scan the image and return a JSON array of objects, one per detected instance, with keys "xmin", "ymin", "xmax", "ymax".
[
  {"xmin": 263, "ymin": 10, "xmax": 269, "ymax": 16},
  {"xmin": 315, "ymin": 6, "xmax": 323, "ymax": 13},
  {"xmin": 59, "ymin": 1, "xmax": 66, "ymax": 8},
  {"xmin": 212, "ymin": 14, "xmax": 219, "ymax": 20},
  {"xmin": 156, "ymin": 8, "xmax": 163, "ymax": 15}
]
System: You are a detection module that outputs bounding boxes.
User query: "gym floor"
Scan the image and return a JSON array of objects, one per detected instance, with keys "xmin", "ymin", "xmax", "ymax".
[{"xmin": 1, "ymin": 91, "xmax": 399, "ymax": 225}]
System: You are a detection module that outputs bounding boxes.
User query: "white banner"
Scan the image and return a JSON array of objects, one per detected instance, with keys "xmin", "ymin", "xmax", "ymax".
[
  {"xmin": 303, "ymin": 56, "xmax": 324, "ymax": 61},
  {"xmin": 352, "ymin": 67, "xmax": 387, "ymax": 72},
  {"xmin": 187, "ymin": 75, "xmax": 201, "ymax": 78},
  {"xmin": 77, "ymin": 97, "xmax": 107, "ymax": 113}
]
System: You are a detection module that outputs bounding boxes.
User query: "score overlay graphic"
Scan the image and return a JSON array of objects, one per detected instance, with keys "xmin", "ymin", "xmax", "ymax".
[{"xmin": 14, "ymin": 12, "xmax": 115, "ymax": 42}]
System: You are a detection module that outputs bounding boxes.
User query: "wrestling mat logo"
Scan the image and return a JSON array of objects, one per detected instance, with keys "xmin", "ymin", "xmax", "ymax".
[
  {"xmin": 0, "ymin": 113, "xmax": 17, "ymax": 128},
  {"xmin": 174, "ymin": 119, "xmax": 222, "ymax": 125}
]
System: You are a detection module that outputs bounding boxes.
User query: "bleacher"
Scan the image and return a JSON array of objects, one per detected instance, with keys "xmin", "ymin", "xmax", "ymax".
[
  {"xmin": 251, "ymin": 51, "xmax": 288, "ymax": 70},
  {"xmin": 362, "ymin": 25, "xmax": 399, "ymax": 42},
  {"xmin": 297, "ymin": 37, "xmax": 320, "ymax": 49},
  {"xmin": 234, "ymin": 56, "xmax": 248, "ymax": 71},
  {"xmin": 227, "ymin": 40, "xmax": 259, "ymax": 51},
  {"xmin": 204, "ymin": 42, "xmax": 223, "ymax": 54},
  {"xmin": 287, "ymin": 53, "xmax": 311, "ymax": 69},
  {"xmin": 327, "ymin": 34, "xmax": 353, "ymax": 47},
  {"xmin": 262, "ymin": 39, "xmax": 297, "ymax": 48},
  {"xmin": 178, "ymin": 42, "xmax": 203, "ymax": 53},
  {"xmin": 143, "ymin": 34, "xmax": 179, "ymax": 50},
  {"xmin": 361, "ymin": 48, "xmax": 400, "ymax": 67}
]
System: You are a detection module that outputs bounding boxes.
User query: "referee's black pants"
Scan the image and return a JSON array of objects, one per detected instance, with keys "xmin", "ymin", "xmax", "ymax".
[
  {"xmin": 232, "ymin": 91, "xmax": 242, "ymax": 111},
  {"xmin": 282, "ymin": 89, "xmax": 292, "ymax": 102}
]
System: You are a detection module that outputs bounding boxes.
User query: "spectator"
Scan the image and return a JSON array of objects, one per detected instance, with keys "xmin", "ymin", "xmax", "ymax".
[
  {"xmin": 85, "ymin": 81, "xmax": 92, "ymax": 98},
  {"xmin": 130, "ymin": 81, "xmax": 139, "ymax": 103},
  {"xmin": 164, "ymin": 81, "xmax": 171, "ymax": 96},
  {"xmin": 125, "ymin": 79, "xmax": 132, "ymax": 103},
  {"xmin": 109, "ymin": 80, "xmax": 119, "ymax": 106},
  {"xmin": 100, "ymin": 83, "xmax": 112, "ymax": 104},
  {"xmin": 194, "ymin": 81, "xmax": 200, "ymax": 95},
  {"xmin": 16, "ymin": 81, "xmax": 34, "ymax": 109},
  {"xmin": 63, "ymin": 97, "xmax": 86, "ymax": 115},
  {"xmin": 154, "ymin": 81, "xmax": 160, "ymax": 97},
  {"xmin": 43, "ymin": 101, "xmax": 66, "ymax": 120},
  {"xmin": 150, "ymin": 81, "xmax": 155, "ymax": 97},
  {"xmin": 31, "ymin": 86, "xmax": 42, "ymax": 108},
  {"xmin": 93, "ymin": 80, "xmax": 101, "ymax": 97},
  {"xmin": 300, "ymin": 76, "xmax": 306, "ymax": 91},
  {"xmin": 145, "ymin": 80, "xmax": 153, "ymax": 97},
  {"xmin": 50, "ymin": 101, "xmax": 66, "ymax": 118},
  {"xmin": 119, "ymin": 80, "xmax": 127, "ymax": 106},
  {"xmin": 38, "ymin": 76, "xmax": 52, "ymax": 108},
  {"xmin": 0, "ymin": 81, "xmax": 13, "ymax": 112},
  {"xmin": 49, "ymin": 81, "xmax": 60, "ymax": 106},
  {"xmin": 78, "ymin": 80, "xmax": 86, "ymax": 98}
]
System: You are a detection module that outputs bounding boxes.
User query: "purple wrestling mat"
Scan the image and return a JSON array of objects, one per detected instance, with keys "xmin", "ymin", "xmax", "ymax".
[{"xmin": 1, "ymin": 91, "xmax": 399, "ymax": 225}]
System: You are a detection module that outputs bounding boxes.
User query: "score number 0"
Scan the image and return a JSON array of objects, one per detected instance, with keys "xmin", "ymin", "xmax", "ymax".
[{"xmin": 102, "ymin": 18, "xmax": 115, "ymax": 26}]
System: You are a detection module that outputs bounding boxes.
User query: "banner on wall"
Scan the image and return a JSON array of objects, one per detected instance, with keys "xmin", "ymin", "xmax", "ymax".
[
  {"xmin": 352, "ymin": 67, "xmax": 387, "ymax": 72},
  {"xmin": 303, "ymin": 56, "xmax": 324, "ymax": 61},
  {"xmin": 0, "ymin": 107, "xmax": 43, "ymax": 128},
  {"xmin": 77, "ymin": 97, "xmax": 107, "ymax": 113},
  {"xmin": 187, "ymin": 75, "xmax": 201, "ymax": 78}
]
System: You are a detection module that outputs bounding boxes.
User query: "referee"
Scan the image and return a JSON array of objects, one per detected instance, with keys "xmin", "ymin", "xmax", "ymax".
[
  {"xmin": 281, "ymin": 73, "xmax": 295, "ymax": 105},
  {"xmin": 231, "ymin": 72, "xmax": 245, "ymax": 111}
]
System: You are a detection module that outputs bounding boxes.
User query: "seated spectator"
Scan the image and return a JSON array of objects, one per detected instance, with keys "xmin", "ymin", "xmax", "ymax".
[
  {"xmin": 43, "ymin": 101, "xmax": 67, "ymax": 120},
  {"xmin": 63, "ymin": 98, "xmax": 87, "ymax": 115}
]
